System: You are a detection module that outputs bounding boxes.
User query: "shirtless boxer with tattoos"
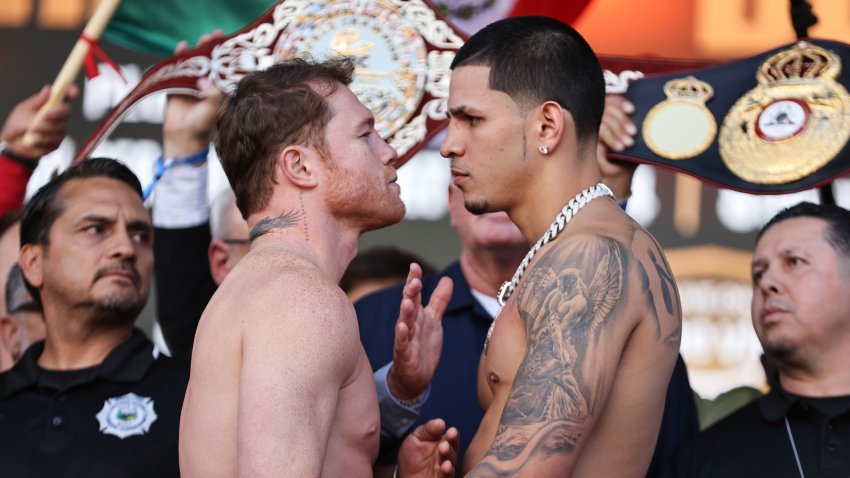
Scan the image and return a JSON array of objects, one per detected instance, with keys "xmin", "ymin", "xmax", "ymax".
[{"xmin": 440, "ymin": 17, "xmax": 683, "ymax": 476}]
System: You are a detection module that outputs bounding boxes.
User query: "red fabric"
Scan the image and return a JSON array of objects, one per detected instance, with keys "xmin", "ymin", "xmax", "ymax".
[
  {"xmin": 80, "ymin": 33, "xmax": 126, "ymax": 81},
  {"xmin": 0, "ymin": 154, "xmax": 33, "ymax": 218},
  {"xmin": 509, "ymin": 0, "xmax": 594, "ymax": 25}
]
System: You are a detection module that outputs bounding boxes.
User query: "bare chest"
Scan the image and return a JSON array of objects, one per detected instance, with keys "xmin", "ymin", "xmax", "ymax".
[
  {"xmin": 479, "ymin": 303, "xmax": 527, "ymax": 407},
  {"xmin": 323, "ymin": 349, "xmax": 380, "ymax": 474}
]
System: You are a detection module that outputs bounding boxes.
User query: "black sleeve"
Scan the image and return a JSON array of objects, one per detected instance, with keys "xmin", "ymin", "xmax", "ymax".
[{"xmin": 154, "ymin": 224, "xmax": 217, "ymax": 359}]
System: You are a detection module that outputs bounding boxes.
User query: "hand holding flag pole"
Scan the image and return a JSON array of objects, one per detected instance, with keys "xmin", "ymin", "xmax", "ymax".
[{"xmin": 22, "ymin": 0, "xmax": 124, "ymax": 147}]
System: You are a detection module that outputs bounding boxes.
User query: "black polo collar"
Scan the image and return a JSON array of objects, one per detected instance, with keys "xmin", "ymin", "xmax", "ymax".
[
  {"xmin": 759, "ymin": 387, "xmax": 796, "ymax": 422},
  {"xmin": 760, "ymin": 385, "xmax": 850, "ymax": 422},
  {"xmin": 0, "ymin": 328, "xmax": 156, "ymax": 398}
]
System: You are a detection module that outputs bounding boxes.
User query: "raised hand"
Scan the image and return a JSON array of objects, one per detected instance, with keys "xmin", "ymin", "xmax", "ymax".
[
  {"xmin": 1, "ymin": 84, "xmax": 78, "ymax": 160},
  {"xmin": 597, "ymin": 94, "xmax": 638, "ymax": 199},
  {"xmin": 162, "ymin": 30, "xmax": 225, "ymax": 158},
  {"xmin": 387, "ymin": 263, "xmax": 453, "ymax": 402}
]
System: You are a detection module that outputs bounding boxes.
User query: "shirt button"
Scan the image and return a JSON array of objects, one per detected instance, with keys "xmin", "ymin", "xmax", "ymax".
[
  {"xmin": 52, "ymin": 416, "xmax": 62, "ymax": 426},
  {"xmin": 827, "ymin": 444, "xmax": 837, "ymax": 453}
]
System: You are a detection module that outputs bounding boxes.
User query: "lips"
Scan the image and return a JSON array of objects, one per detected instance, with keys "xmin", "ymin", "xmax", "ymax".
[
  {"xmin": 451, "ymin": 167, "xmax": 469, "ymax": 186},
  {"xmin": 761, "ymin": 299, "xmax": 791, "ymax": 324},
  {"xmin": 94, "ymin": 265, "xmax": 140, "ymax": 286},
  {"xmin": 450, "ymin": 166, "xmax": 468, "ymax": 178}
]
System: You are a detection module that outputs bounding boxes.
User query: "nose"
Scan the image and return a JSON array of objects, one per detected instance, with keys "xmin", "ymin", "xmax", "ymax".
[
  {"xmin": 439, "ymin": 121, "xmax": 463, "ymax": 160},
  {"xmin": 756, "ymin": 268, "xmax": 781, "ymax": 296},
  {"xmin": 380, "ymin": 137, "xmax": 399, "ymax": 167},
  {"xmin": 108, "ymin": 228, "xmax": 137, "ymax": 261}
]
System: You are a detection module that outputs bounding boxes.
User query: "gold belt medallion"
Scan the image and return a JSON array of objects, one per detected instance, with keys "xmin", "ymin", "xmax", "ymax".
[
  {"xmin": 643, "ymin": 76, "xmax": 716, "ymax": 160},
  {"xmin": 719, "ymin": 41, "xmax": 850, "ymax": 184}
]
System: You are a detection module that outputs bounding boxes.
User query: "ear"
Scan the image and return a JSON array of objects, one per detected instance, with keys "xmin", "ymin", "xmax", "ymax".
[
  {"xmin": 532, "ymin": 101, "xmax": 571, "ymax": 154},
  {"xmin": 0, "ymin": 315, "xmax": 21, "ymax": 360},
  {"xmin": 208, "ymin": 240, "xmax": 231, "ymax": 287},
  {"xmin": 276, "ymin": 146, "xmax": 319, "ymax": 189},
  {"xmin": 18, "ymin": 244, "xmax": 44, "ymax": 290}
]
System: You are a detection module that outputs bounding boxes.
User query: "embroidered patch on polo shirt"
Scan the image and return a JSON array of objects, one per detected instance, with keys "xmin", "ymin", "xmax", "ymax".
[{"xmin": 96, "ymin": 392, "xmax": 158, "ymax": 439}]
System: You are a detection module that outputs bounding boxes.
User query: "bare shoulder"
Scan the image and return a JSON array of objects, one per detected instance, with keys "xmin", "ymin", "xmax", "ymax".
[
  {"xmin": 616, "ymin": 219, "xmax": 682, "ymax": 347},
  {"xmin": 516, "ymin": 232, "xmax": 632, "ymax": 337},
  {"xmin": 215, "ymin": 248, "xmax": 360, "ymax": 350},
  {"xmin": 516, "ymin": 222, "xmax": 680, "ymax": 346}
]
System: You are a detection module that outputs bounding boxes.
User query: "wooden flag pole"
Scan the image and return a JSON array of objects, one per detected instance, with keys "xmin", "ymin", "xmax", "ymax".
[{"xmin": 23, "ymin": 0, "xmax": 123, "ymax": 146}]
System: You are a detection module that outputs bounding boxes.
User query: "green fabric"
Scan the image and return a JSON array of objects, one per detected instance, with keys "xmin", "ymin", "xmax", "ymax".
[
  {"xmin": 694, "ymin": 386, "xmax": 763, "ymax": 431},
  {"xmin": 103, "ymin": 0, "xmax": 277, "ymax": 57}
]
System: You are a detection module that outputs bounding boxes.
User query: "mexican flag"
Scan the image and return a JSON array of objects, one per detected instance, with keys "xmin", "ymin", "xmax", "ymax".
[
  {"xmin": 102, "ymin": 0, "xmax": 594, "ymax": 57},
  {"xmin": 103, "ymin": 0, "xmax": 276, "ymax": 57}
]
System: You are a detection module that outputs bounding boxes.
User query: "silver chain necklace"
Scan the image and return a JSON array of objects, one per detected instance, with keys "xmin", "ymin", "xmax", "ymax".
[
  {"xmin": 484, "ymin": 182, "xmax": 614, "ymax": 353},
  {"xmin": 785, "ymin": 417, "xmax": 805, "ymax": 478}
]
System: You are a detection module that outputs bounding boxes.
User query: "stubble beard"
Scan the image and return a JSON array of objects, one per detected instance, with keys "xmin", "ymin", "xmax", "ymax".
[
  {"xmin": 324, "ymin": 164, "xmax": 405, "ymax": 232},
  {"xmin": 90, "ymin": 288, "xmax": 146, "ymax": 325},
  {"xmin": 464, "ymin": 199, "xmax": 492, "ymax": 216},
  {"xmin": 760, "ymin": 331, "xmax": 803, "ymax": 370}
]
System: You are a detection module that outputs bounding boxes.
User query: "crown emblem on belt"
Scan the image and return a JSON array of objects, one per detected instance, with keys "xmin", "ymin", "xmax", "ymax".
[{"xmin": 719, "ymin": 41, "xmax": 850, "ymax": 184}]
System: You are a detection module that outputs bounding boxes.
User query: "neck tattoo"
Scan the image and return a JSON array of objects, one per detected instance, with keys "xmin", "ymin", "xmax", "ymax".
[
  {"xmin": 484, "ymin": 182, "xmax": 614, "ymax": 354},
  {"xmin": 249, "ymin": 209, "xmax": 303, "ymax": 242},
  {"xmin": 785, "ymin": 417, "xmax": 805, "ymax": 478},
  {"xmin": 299, "ymin": 192, "xmax": 309, "ymax": 242}
]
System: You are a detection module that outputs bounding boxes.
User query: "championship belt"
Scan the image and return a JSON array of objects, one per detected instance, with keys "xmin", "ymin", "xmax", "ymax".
[
  {"xmin": 610, "ymin": 39, "xmax": 850, "ymax": 194},
  {"xmin": 74, "ymin": 0, "xmax": 467, "ymax": 166}
]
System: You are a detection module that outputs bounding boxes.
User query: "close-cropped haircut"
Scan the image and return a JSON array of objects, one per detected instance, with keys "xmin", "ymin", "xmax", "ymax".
[
  {"xmin": 20, "ymin": 157, "xmax": 142, "ymax": 247},
  {"xmin": 756, "ymin": 202, "xmax": 850, "ymax": 260},
  {"xmin": 215, "ymin": 57, "xmax": 355, "ymax": 219},
  {"xmin": 451, "ymin": 16, "xmax": 605, "ymax": 146}
]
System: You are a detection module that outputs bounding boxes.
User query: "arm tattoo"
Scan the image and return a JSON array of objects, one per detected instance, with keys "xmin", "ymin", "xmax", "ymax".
[
  {"xmin": 482, "ymin": 236, "xmax": 626, "ymax": 471},
  {"xmin": 249, "ymin": 209, "xmax": 303, "ymax": 242},
  {"xmin": 639, "ymin": 228, "xmax": 682, "ymax": 347}
]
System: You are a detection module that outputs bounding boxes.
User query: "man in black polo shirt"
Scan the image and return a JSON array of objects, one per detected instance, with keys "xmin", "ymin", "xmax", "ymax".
[
  {"xmin": 0, "ymin": 158, "xmax": 185, "ymax": 478},
  {"xmin": 671, "ymin": 202, "xmax": 850, "ymax": 477}
]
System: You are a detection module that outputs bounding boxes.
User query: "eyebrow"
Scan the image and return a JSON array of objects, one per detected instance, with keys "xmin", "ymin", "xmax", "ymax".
[
  {"xmin": 447, "ymin": 106, "xmax": 471, "ymax": 118},
  {"xmin": 751, "ymin": 247, "xmax": 805, "ymax": 268},
  {"xmin": 80, "ymin": 215, "xmax": 153, "ymax": 232},
  {"xmin": 357, "ymin": 116, "xmax": 375, "ymax": 129}
]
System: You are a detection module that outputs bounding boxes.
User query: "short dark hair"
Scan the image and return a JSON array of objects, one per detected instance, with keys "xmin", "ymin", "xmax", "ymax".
[
  {"xmin": 20, "ymin": 157, "xmax": 142, "ymax": 247},
  {"xmin": 756, "ymin": 202, "xmax": 850, "ymax": 259},
  {"xmin": 451, "ymin": 16, "xmax": 605, "ymax": 145},
  {"xmin": 216, "ymin": 57, "xmax": 355, "ymax": 219},
  {"xmin": 340, "ymin": 246, "xmax": 437, "ymax": 294}
]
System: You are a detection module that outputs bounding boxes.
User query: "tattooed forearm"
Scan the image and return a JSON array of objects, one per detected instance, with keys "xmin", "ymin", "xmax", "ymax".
[{"xmin": 249, "ymin": 209, "xmax": 303, "ymax": 241}]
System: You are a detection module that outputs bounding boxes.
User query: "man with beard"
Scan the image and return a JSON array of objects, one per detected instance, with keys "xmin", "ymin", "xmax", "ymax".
[
  {"xmin": 180, "ymin": 58, "xmax": 458, "ymax": 478},
  {"xmin": 441, "ymin": 17, "xmax": 682, "ymax": 475},
  {"xmin": 671, "ymin": 202, "xmax": 850, "ymax": 477},
  {"xmin": 0, "ymin": 158, "xmax": 185, "ymax": 477}
]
